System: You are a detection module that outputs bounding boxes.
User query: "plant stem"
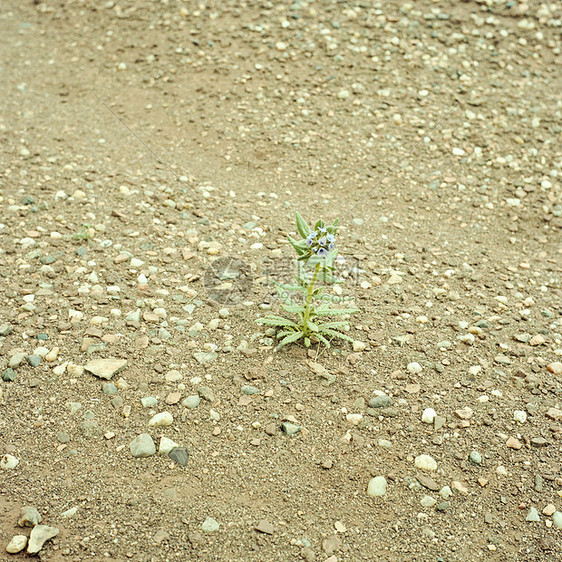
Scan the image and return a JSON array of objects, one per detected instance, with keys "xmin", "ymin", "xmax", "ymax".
[{"xmin": 302, "ymin": 262, "xmax": 321, "ymax": 336}]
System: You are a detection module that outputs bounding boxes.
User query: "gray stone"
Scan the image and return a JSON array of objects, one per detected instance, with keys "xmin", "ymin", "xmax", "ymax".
[
  {"xmin": 369, "ymin": 395, "xmax": 392, "ymax": 408},
  {"xmin": 182, "ymin": 395, "xmax": 201, "ymax": 409},
  {"xmin": 1, "ymin": 454, "xmax": 19, "ymax": 469},
  {"xmin": 0, "ymin": 323, "xmax": 13, "ymax": 337},
  {"xmin": 2, "ymin": 368, "xmax": 16, "ymax": 382},
  {"xmin": 552, "ymin": 511, "xmax": 562, "ymax": 529},
  {"xmin": 281, "ymin": 422, "xmax": 301, "ymax": 436},
  {"xmin": 27, "ymin": 525, "xmax": 59, "ymax": 554},
  {"xmin": 194, "ymin": 352, "xmax": 217, "ymax": 364},
  {"xmin": 526, "ymin": 507, "xmax": 540, "ymax": 522},
  {"xmin": 18, "ymin": 506, "xmax": 42, "ymax": 527},
  {"xmin": 102, "ymin": 382, "xmax": 118, "ymax": 395},
  {"xmin": 201, "ymin": 517, "xmax": 219, "ymax": 532},
  {"xmin": 469, "ymin": 451, "xmax": 482, "ymax": 465},
  {"xmin": 420, "ymin": 495, "xmax": 437, "ymax": 508},
  {"xmin": 57, "ymin": 432, "xmax": 70, "ymax": 443},
  {"xmin": 168, "ymin": 447, "xmax": 189, "ymax": 466},
  {"xmin": 68, "ymin": 402, "xmax": 82, "ymax": 415},
  {"xmin": 241, "ymin": 385, "xmax": 260, "ymax": 395},
  {"xmin": 141, "ymin": 396, "xmax": 158, "ymax": 408},
  {"xmin": 81, "ymin": 419, "xmax": 102, "ymax": 439},
  {"xmin": 130, "ymin": 434, "xmax": 156, "ymax": 458},
  {"xmin": 26, "ymin": 354, "xmax": 42, "ymax": 367},
  {"xmin": 85, "ymin": 358, "xmax": 127, "ymax": 380}
]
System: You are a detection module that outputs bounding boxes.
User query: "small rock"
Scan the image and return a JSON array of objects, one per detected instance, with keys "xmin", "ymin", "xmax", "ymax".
[
  {"xmin": 27, "ymin": 525, "xmax": 59, "ymax": 554},
  {"xmin": 130, "ymin": 434, "xmax": 156, "ymax": 458},
  {"xmin": 141, "ymin": 396, "xmax": 158, "ymax": 408},
  {"xmin": 201, "ymin": 517, "xmax": 219, "ymax": 532},
  {"xmin": 513, "ymin": 410, "xmax": 527, "ymax": 423},
  {"xmin": 346, "ymin": 413, "xmax": 363, "ymax": 425},
  {"xmin": 368, "ymin": 395, "xmax": 392, "ymax": 408},
  {"xmin": 367, "ymin": 476, "xmax": 387, "ymax": 497},
  {"xmin": 6, "ymin": 535, "xmax": 27, "ymax": 554},
  {"xmin": 159, "ymin": 436, "xmax": 179, "ymax": 455},
  {"xmin": 530, "ymin": 437, "xmax": 548, "ymax": 448},
  {"xmin": 421, "ymin": 408, "xmax": 436, "ymax": 424},
  {"xmin": 420, "ymin": 495, "xmax": 437, "ymax": 508},
  {"xmin": 102, "ymin": 382, "xmax": 118, "ymax": 395},
  {"xmin": 552, "ymin": 511, "xmax": 562, "ymax": 529},
  {"xmin": 281, "ymin": 422, "xmax": 301, "ymax": 436},
  {"xmin": 165, "ymin": 392, "xmax": 181, "ymax": 405},
  {"xmin": 148, "ymin": 412, "xmax": 173, "ymax": 427},
  {"xmin": 182, "ymin": 395, "xmax": 201, "ymax": 409},
  {"xmin": 18, "ymin": 506, "xmax": 42, "ymax": 527},
  {"xmin": 194, "ymin": 352, "xmax": 217, "ymax": 364},
  {"xmin": 455, "ymin": 407, "xmax": 473, "ymax": 420},
  {"xmin": 542, "ymin": 504, "xmax": 556, "ymax": 516},
  {"xmin": 415, "ymin": 454, "xmax": 437, "ymax": 471},
  {"xmin": 254, "ymin": 520, "xmax": 274, "ymax": 535},
  {"xmin": 322, "ymin": 535, "xmax": 341, "ymax": 556},
  {"xmin": 1, "ymin": 454, "xmax": 19, "ymax": 469},
  {"xmin": 469, "ymin": 451, "xmax": 482, "ymax": 465},
  {"xmin": 85, "ymin": 358, "xmax": 127, "ymax": 380},
  {"xmin": 26, "ymin": 354, "xmax": 42, "ymax": 367},
  {"xmin": 547, "ymin": 362, "xmax": 562, "ymax": 375},
  {"xmin": 506, "ymin": 436, "xmax": 522, "ymax": 449},
  {"xmin": 417, "ymin": 475, "xmax": 439, "ymax": 491},
  {"xmin": 526, "ymin": 507, "xmax": 540, "ymax": 522},
  {"xmin": 352, "ymin": 341, "xmax": 366, "ymax": 352},
  {"xmin": 241, "ymin": 385, "xmax": 260, "ymax": 395},
  {"xmin": 168, "ymin": 447, "xmax": 189, "ymax": 466},
  {"xmin": 407, "ymin": 362, "xmax": 422, "ymax": 374},
  {"xmin": 546, "ymin": 407, "xmax": 562, "ymax": 422},
  {"xmin": 1, "ymin": 368, "xmax": 16, "ymax": 382}
]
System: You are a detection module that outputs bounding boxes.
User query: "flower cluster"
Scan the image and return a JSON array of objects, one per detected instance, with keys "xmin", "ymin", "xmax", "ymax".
[{"xmin": 305, "ymin": 223, "xmax": 336, "ymax": 258}]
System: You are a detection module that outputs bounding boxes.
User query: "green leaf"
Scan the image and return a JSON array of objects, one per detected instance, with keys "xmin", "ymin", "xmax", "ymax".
[
  {"xmin": 277, "ymin": 331, "xmax": 304, "ymax": 347},
  {"xmin": 274, "ymin": 283, "xmax": 297, "ymax": 306},
  {"xmin": 304, "ymin": 337, "xmax": 311, "ymax": 347},
  {"xmin": 314, "ymin": 333, "xmax": 331, "ymax": 348},
  {"xmin": 257, "ymin": 315, "xmax": 298, "ymax": 328},
  {"xmin": 307, "ymin": 320, "xmax": 320, "ymax": 332},
  {"xmin": 287, "ymin": 235, "xmax": 306, "ymax": 256},
  {"xmin": 295, "ymin": 212, "xmax": 311, "ymax": 238},
  {"xmin": 277, "ymin": 329, "xmax": 297, "ymax": 339},
  {"xmin": 318, "ymin": 328, "xmax": 354, "ymax": 342},
  {"xmin": 314, "ymin": 307, "xmax": 359, "ymax": 316},
  {"xmin": 318, "ymin": 320, "xmax": 350, "ymax": 329},
  {"xmin": 314, "ymin": 219, "xmax": 325, "ymax": 231}
]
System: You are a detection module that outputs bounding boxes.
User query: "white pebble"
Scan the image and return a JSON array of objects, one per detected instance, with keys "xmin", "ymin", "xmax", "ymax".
[{"xmin": 421, "ymin": 408, "xmax": 437, "ymax": 424}]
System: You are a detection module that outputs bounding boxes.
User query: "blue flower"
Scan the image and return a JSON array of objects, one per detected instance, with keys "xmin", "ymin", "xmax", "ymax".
[
  {"xmin": 318, "ymin": 237, "xmax": 327, "ymax": 247},
  {"xmin": 305, "ymin": 237, "xmax": 314, "ymax": 247},
  {"xmin": 328, "ymin": 242, "xmax": 335, "ymax": 251},
  {"xmin": 327, "ymin": 233, "xmax": 335, "ymax": 243},
  {"xmin": 316, "ymin": 247, "xmax": 328, "ymax": 258}
]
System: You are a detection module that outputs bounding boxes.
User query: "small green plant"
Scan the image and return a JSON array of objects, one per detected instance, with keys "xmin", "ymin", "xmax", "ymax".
[
  {"xmin": 257, "ymin": 212, "xmax": 359, "ymax": 348},
  {"xmin": 71, "ymin": 224, "xmax": 93, "ymax": 241}
]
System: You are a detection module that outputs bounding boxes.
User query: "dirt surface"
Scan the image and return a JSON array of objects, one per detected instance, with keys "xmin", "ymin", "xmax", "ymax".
[{"xmin": 1, "ymin": 0, "xmax": 561, "ymax": 560}]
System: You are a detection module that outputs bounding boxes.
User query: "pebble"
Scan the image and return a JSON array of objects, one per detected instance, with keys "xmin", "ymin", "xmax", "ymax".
[
  {"xmin": 102, "ymin": 382, "xmax": 118, "ymax": 395},
  {"xmin": 26, "ymin": 354, "xmax": 42, "ymax": 367},
  {"xmin": 168, "ymin": 447, "xmax": 189, "ymax": 466},
  {"xmin": 165, "ymin": 370, "xmax": 183, "ymax": 382},
  {"xmin": 1, "ymin": 454, "xmax": 19, "ymax": 469},
  {"xmin": 18, "ymin": 506, "xmax": 42, "ymax": 527},
  {"xmin": 352, "ymin": 340, "xmax": 366, "ymax": 352},
  {"xmin": 346, "ymin": 413, "xmax": 363, "ymax": 425},
  {"xmin": 85, "ymin": 358, "xmax": 127, "ymax": 380},
  {"xmin": 420, "ymin": 495, "xmax": 437, "ymax": 508},
  {"xmin": 526, "ymin": 507, "xmax": 540, "ymax": 522},
  {"xmin": 129, "ymin": 434, "xmax": 156, "ymax": 458},
  {"xmin": 254, "ymin": 520, "xmax": 274, "ymax": 535},
  {"xmin": 182, "ymin": 395, "xmax": 201, "ymax": 409},
  {"xmin": 6, "ymin": 535, "xmax": 28, "ymax": 554},
  {"xmin": 415, "ymin": 455, "xmax": 437, "ymax": 471},
  {"xmin": 281, "ymin": 422, "xmax": 301, "ymax": 436},
  {"xmin": 159, "ymin": 436, "xmax": 179, "ymax": 455},
  {"xmin": 141, "ymin": 396, "xmax": 158, "ymax": 408},
  {"xmin": 552, "ymin": 512, "xmax": 562, "ymax": 529},
  {"xmin": 194, "ymin": 352, "xmax": 217, "ymax": 364},
  {"xmin": 368, "ymin": 395, "xmax": 392, "ymax": 408},
  {"xmin": 421, "ymin": 408, "xmax": 437, "ymax": 424},
  {"xmin": 148, "ymin": 412, "xmax": 173, "ymax": 427},
  {"xmin": 469, "ymin": 451, "xmax": 482, "ymax": 465},
  {"xmin": 513, "ymin": 410, "xmax": 527, "ymax": 423},
  {"xmin": 367, "ymin": 476, "xmax": 387, "ymax": 497},
  {"xmin": 27, "ymin": 525, "xmax": 59, "ymax": 554},
  {"xmin": 201, "ymin": 517, "xmax": 219, "ymax": 532},
  {"xmin": 547, "ymin": 362, "xmax": 562, "ymax": 375},
  {"xmin": 506, "ymin": 436, "xmax": 522, "ymax": 450},
  {"xmin": 2, "ymin": 368, "xmax": 16, "ymax": 382},
  {"xmin": 407, "ymin": 362, "xmax": 422, "ymax": 374},
  {"xmin": 241, "ymin": 385, "xmax": 260, "ymax": 395}
]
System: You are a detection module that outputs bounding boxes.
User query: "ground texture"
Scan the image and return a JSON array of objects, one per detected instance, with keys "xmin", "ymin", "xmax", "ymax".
[{"xmin": 0, "ymin": 0, "xmax": 561, "ymax": 561}]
